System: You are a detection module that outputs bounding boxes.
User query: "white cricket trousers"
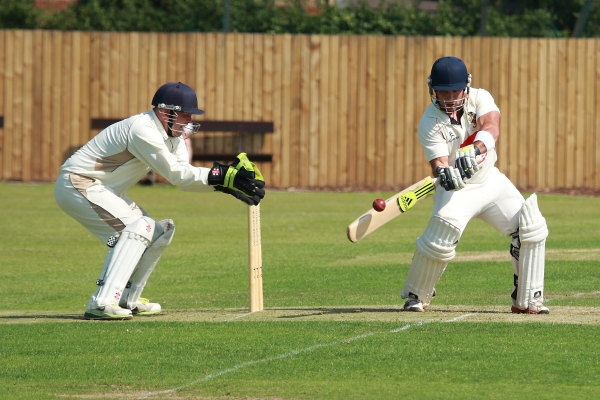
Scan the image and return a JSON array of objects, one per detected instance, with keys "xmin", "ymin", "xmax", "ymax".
[
  {"xmin": 433, "ymin": 167, "xmax": 525, "ymax": 236},
  {"xmin": 54, "ymin": 173, "xmax": 145, "ymax": 244}
]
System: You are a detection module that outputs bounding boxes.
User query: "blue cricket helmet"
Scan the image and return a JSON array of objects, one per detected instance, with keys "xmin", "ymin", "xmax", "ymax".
[
  {"xmin": 428, "ymin": 57, "xmax": 471, "ymax": 91},
  {"xmin": 151, "ymin": 82, "xmax": 204, "ymax": 115}
]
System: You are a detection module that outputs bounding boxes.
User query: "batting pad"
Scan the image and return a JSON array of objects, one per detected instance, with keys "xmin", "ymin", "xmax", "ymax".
[
  {"xmin": 120, "ymin": 219, "xmax": 175, "ymax": 309},
  {"xmin": 91, "ymin": 217, "xmax": 154, "ymax": 307},
  {"xmin": 516, "ymin": 194, "xmax": 548, "ymax": 308},
  {"xmin": 401, "ymin": 217, "xmax": 460, "ymax": 305}
]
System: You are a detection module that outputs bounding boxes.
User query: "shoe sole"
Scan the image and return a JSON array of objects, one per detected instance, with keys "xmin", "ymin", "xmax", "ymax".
[
  {"xmin": 131, "ymin": 305, "xmax": 162, "ymax": 316},
  {"xmin": 132, "ymin": 310, "xmax": 161, "ymax": 316},
  {"xmin": 83, "ymin": 312, "xmax": 133, "ymax": 320},
  {"xmin": 403, "ymin": 306, "xmax": 424, "ymax": 312},
  {"xmin": 511, "ymin": 306, "xmax": 549, "ymax": 315}
]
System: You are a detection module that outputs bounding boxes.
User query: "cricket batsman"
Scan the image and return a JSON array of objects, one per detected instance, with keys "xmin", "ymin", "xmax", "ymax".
[
  {"xmin": 401, "ymin": 57, "xmax": 549, "ymax": 314},
  {"xmin": 54, "ymin": 82, "xmax": 265, "ymax": 320}
]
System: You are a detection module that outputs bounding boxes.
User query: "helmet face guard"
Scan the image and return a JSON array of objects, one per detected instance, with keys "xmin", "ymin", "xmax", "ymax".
[
  {"xmin": 428, "ymin": 57, "xmax": 471, "ymax": 113},
  {"xmin": 155, "ymin": 108, "xmax": 202, "ymax": 136},
  {"xmin": 432, "ymin": 90, "xmax": 469, "ymax": 114},
  {"xmin": 152, "ymin": 82, "xmax": 204, "ymax": 136}
]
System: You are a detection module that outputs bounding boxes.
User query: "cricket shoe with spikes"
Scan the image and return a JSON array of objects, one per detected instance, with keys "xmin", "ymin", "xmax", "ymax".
[
  {"xmin": 131, "ymin": 298, "xmax": 161, "ymax": 316},
  {"xmin": 511, "ymin": 293, "xmax": 549, "ymax": 315},
  {"xmin": 403, "ymin": 293, "xmax": 425, "ymax": 312},
  {"xmin": 84, "ymin": 303, "xmax": 133, "ymax": 320}
]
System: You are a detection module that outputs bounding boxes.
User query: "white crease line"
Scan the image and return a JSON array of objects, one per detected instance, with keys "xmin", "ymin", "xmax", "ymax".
[
  {"xmin": 137, "ymin": 314, "xmax": 472, "ymax": 399},
  {"xmin": 390, "ymin": 319, "xmax": 432, "ymax": 332},
  {"xmin": 223, "ymin": 312, "xmax": 257, "ymax": 321},
  {"xmin": 446, "ymin": 313, "xmax": 475, "ymax": 322}
]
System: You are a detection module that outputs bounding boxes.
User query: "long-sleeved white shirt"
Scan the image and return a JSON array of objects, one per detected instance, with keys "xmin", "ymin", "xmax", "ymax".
[{"xmin": 60, "ymin": 110, "xmax": 212, "ymax": 195}]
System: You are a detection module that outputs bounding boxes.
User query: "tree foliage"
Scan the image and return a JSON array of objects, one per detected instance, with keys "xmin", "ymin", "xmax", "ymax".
[
  {"xmin": 0, "ymin": 0, "xmax": 598, "ymax": 37},
  {"xmin": 0, "ymin": 0, "xmax": 41, "ymax": 28}
]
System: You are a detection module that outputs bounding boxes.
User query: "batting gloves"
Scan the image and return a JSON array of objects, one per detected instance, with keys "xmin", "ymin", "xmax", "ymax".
[
  {"xmin": 208, "ymin": 153, "xmax": 266, "ymax": 205},
  {"xmin": 435, "ymin": 165, "xmax": 466, "ymax": 191},
  {"xmin": 455, "ymin": 144, "xmax": 481, "ymax": 179}
]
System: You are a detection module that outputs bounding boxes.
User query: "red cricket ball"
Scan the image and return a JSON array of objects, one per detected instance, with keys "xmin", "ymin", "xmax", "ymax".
[{"xmin": 372, "ymin": 198, "xmax": 386, "ymax": 212}]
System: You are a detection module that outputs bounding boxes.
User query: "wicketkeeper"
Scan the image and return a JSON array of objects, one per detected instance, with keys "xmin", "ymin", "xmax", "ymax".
[
  {"xmin": 401, "ymin": 57, "xmax": 549, "ymax": 314},
  {"xmin": 54, "ymin": 82, "xmax": 265, "ymax": 320}
]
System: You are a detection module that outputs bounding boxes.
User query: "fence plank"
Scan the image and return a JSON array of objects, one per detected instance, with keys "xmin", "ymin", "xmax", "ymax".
[
  {"xmin": 336, "ymin": 35, "xmax": 349, "ymax": 187},
  {"xmin": 491, "ymin": 38, "xmax": 507, "ymax": 174},
  {"xmin": 535, "ymin": 39, "xmax": 549, "ymax": 189},
  {"xmin": 574, "ymin": 39, "xmax": 587, "ymax": 188},
  {"xmin": 318, "ymin": 35, "xmax": 332, "ymax": 186},
  {"xmin": 298, "ymin": 35, "xmax": 311, "ymax": 187},
  {"xmin": 559, "ymin": 38, "xmax": 571, "ymax": 188},
  {"xmin": 356, "ymin": 36, "xmax": 369, "ymax": 187},
  {"xmin": 259, "ymin": 34, "xmax": 273, "ymax": 179},
  {"xmin": 278, "ymin": 34, "xmax": 293, "ymax": 188},
  {"xmin": 543, "ymin": 40, "xmax": 564, "ymax": 187},
  {"xmin": 593, "ymin": 40, "xmax": 600, "ymax": 189},
  {"xmin": 14, "ymin": 30, "xmax": 25, "ymax": 180},
  {"xmin": 327, "ymin": 35, "xmax": 340, "ymax": 186},
  {"xmin": 2, "ymin": 31, "xmax": 15, "ymax": 179},
  {"xmin": 40, "ymin": 31, "xmax": 53, "ymax": 180},
  {"xmin": 345, "ymin": 35, "xmax": 359, "ymax": 188},
  {"xmin": 30, "ymin": 31, "xmax": 43, "ymax": 179}
]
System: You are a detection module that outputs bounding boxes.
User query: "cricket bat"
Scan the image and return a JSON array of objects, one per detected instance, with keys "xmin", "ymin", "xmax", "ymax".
[
  {"xmin": 248, "ymin": 204, "xmax": 264, "ymax": 312},
  {"xmin": 346, "ymin": 176, "xmax": 437, "ymax": 243}
]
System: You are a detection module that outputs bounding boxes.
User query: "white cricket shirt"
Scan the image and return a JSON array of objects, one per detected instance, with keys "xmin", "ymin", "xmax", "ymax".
[
  {"xmin": 60, "ymin": 110, "xmax": 212, "ymax": 195},
  {"xmin": 417, "ymin": 87, "xmax": 500, "ymax": 184}
]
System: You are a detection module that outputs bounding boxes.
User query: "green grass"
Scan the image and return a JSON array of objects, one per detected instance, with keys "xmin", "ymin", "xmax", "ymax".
[{"xmin": 0, "ymin": 182, "xmax": 599, "ymax": 399}]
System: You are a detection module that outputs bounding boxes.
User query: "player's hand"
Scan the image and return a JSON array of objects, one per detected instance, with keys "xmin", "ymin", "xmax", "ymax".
[
  {"xmin": 208, "ymin": 153, "xmax": 266, "ymax": 205},
  {"xmin": 213, "ymin": 185, "xmax": 263, "ymax": 205},
  {"xmin": 455, "ymin": 144, "xmax": 481, "ymax": 179},
  {"xmin": 435, "ymin": 166, "xmax": 465, "ymax": 191}
]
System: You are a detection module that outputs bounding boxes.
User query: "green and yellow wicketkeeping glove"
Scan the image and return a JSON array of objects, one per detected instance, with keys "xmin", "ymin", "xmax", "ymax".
[{"xmin": 208, "ymin": 153, "xmax": 266, "ymax": 205}]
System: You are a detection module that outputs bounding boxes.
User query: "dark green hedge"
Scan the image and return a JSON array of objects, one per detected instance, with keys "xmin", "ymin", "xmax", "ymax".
[{"xmin": 1, "ymin": 0, "xmax": 598, "ymax": 37}]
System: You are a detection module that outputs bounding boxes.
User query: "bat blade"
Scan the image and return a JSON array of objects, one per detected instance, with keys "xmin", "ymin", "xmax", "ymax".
[{"xmin": 346, "ymin": 176, "xmax": 437, "ymax": 243}]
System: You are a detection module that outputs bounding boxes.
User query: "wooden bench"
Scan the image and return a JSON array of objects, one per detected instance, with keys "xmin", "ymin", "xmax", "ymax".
[{"xmin": 90, "ymin": 118, "xmax": 274, "ymax": 163}]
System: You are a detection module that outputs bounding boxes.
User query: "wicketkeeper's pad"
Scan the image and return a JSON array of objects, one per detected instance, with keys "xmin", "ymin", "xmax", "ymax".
[
  {"xmin": 120, "ymin": 219, "xmax": 175, "ymax": 309},
  {"xmin": 92, "ymin": 217, "xmax": 154, "ymax": 307}
]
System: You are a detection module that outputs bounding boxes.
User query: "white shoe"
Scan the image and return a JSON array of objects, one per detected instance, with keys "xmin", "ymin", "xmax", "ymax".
[
  {"xmin": 403, "ymin": 293, "xmax": 425, "ymax": 312},
  {"xmin": 511, "ymin": 293, "xmax": 549, "ymax": 314},
  {"xmin": 84, "ymin": 303, "xmax": 133, "ymax": 320},
  {"xmin": 131, "ymin": 298, "xmax": 161, "ymax": 316}
]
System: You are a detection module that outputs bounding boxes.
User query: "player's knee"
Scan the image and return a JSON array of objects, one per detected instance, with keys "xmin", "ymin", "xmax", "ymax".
[
  {"xmin": 121, "ymin": 216, "xmax": 156, "ymax": 245},
  {"xmin": 416, "ymin": 217, "xmax": 460, "ymax": 262},
  {"xmin": 150, "ymin": 219, "xmax": 175, "ymax": 248}
]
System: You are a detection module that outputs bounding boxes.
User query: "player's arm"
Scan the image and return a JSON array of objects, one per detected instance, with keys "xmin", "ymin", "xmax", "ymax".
[
  {"xmin": 454, "ymin": 110, "xmax": 500, "ymax": 180},
  {"xmin": 473, "ymin": 110, "xmax": 500, "ymax": 155},
  {"xmin": 429, "ymin": 155, "xmax": 449, "ymax": 176}
]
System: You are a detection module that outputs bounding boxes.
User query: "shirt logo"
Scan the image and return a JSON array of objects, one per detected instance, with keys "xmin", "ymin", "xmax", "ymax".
[
  {"xmin": 435, "ymin": 123, "xmax": 458, "ymax": 144},
  {"xmin": 467, "ymin": 112, "xmax": 477, "ymax": 130}
]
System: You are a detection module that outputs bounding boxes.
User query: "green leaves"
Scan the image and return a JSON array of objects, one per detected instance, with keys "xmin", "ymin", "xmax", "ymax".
[{"xmin": 2, "ymin": 0, "xmax": 598, "ymax": 37}]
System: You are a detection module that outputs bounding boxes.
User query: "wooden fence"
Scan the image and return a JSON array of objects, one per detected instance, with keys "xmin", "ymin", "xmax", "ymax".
[{"xmin": 0, "ymin": 30, "xmax": 598, "ymax": 191}]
